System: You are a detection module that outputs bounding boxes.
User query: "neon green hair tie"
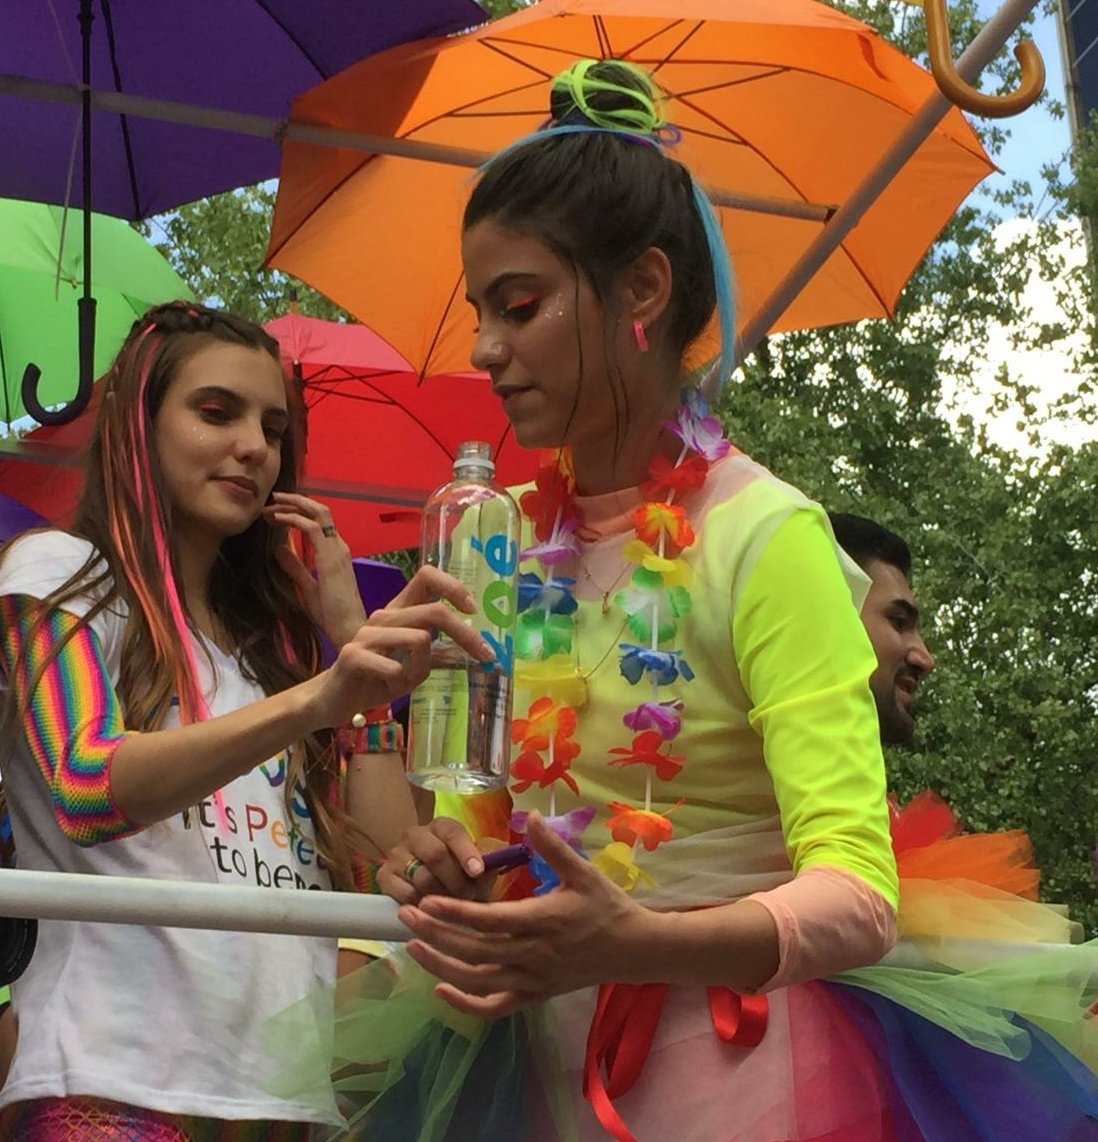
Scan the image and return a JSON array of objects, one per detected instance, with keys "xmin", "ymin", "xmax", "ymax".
[{"xmin": 550, "ymin": 59, "xmax": 667, "ymax": 136}]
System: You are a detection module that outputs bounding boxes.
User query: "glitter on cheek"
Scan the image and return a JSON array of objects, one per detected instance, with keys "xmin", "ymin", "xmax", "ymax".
[{"xmin": 540, "ymin": 290, "xmax": 569, "ymax": 322}]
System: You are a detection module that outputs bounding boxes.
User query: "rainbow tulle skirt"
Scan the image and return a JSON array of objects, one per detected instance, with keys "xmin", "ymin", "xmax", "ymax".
[{"xmin": 266, "ymin": 796, "xmax": 1098, "ymax": 1141}]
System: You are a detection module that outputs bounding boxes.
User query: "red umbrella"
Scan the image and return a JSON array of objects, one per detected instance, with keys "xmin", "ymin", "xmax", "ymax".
[
  {"xmin": 0, "ymin": 314, "xmax": 536, "ymax": 557},
  {"xmin": 268, "ymin": 313, "xmax": 536, "ymax": 555},
  {"xmin": 0, "ymin": 388, "xmax": 98, "ymax": 528}
]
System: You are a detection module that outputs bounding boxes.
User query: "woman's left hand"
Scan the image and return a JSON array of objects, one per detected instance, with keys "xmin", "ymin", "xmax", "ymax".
[
  {"xmin": 397, "ymin": 812, "xmax": 657, "ymax": 1018},
  {"xmin": 264, "ymin": 492, "xmax": 366, "ymax": 649}
]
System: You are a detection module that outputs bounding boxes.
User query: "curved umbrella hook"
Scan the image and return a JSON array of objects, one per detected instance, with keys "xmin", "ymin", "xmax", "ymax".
[
  {"xmin": 922, "ymin": 0, "xmax": 1045, "ymax": 118},
  {"xmin": 20, "ymin": 296, "xmax": 96, "ymax": 426}
]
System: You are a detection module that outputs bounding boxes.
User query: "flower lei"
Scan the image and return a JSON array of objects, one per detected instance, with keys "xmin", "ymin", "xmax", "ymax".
[{"xmin": 511, "ymin": 389, "xmax": 732, "ymax": 893}]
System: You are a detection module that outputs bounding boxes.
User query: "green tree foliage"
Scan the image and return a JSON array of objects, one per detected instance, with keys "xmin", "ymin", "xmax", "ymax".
[
  {"xmin": 138, "ymin": 184, "xmax": 346, "ymax": 323},
  {"xmin": 148, "ymin": 0, "xmax": 1097, "ymax": 931},
  {"xmin": 720, "ymin": 0, "xmax": 1098, "ymax": 934},
  {"xmin": 479, "ymin": 0, "xmax": 533, "ymax": 15}
]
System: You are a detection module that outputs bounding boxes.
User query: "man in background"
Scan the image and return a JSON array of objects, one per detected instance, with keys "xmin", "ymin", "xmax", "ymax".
[{"xmin": 829, "ymin": 513, "xmax": 935, "ymax": 745}]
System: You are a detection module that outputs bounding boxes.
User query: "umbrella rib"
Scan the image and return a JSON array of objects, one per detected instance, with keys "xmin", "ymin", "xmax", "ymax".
[
  {"xmin": 662, "ymin": 57, "xmax": 949, "ymax": 133},
  {"xmin": 308, "ymin": 376, "xmax": 405, "ymax": 406},
  {"xmin": 266, "ymin": 71, "xmax": 548, "ymax": 267},
  {"xmin": 674, "ymin": 72, "xmax": 914, "ymax": 295},
  {"xmin": 675, "ymin": 92, "xmax": 826, "ymax": 225},
  {"xmin": 418, "ymin": 273, "xmax": 467, "ymax": 382},
  {"xmin": 611, "ymin": 17, "xmax": 710, "ymax": 79},
  {"xmin": 304, "ymin": 372, "xmax": 486, "ymax": 473},
  {"xmin": 408, "ymin": 71, "xmax": 547, "ymax": 128},
  {"xmin": 594, "ymin": 16, "xmax": 613, "ymax": 60},
  {"xmin": 478, "ymin": 41, "xmax": 563, "ymax": 87},
  {"xmin": 0, "ymin": 331, "xmax": 11, "ymax": 424},
  {"xmin": 670, "ymin": 68, "xmax": 791, "ymax": 104},
  {"xmin": 252, "ymin": 0, "xmax": 326, "ymax": 78},
  {"xmin": 99, "ymin": 0, "xmax": 144, "ymax": 219},
  {"xmin": 321, "ymin": 376, "xmax": 462, "ymax": 461}
]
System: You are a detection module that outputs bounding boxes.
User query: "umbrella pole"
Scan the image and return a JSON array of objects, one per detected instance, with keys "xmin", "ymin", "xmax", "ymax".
[
  {"xmin": 77, "ymin": 0, "xmax": 97, "ymax": 410},
  {"xmin": 18, "ymin": 0, "xmax": 97, "ymax": 427},
  {"xmin": 734, "ymin": 0, "xmax": 1041, "ymax": 366},
  {"xmin": 0, "ymin": 74, "xmax": 834, "ymax": 226}
]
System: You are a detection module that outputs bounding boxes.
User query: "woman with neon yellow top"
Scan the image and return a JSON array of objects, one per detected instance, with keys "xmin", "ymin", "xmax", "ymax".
[{"xmin": 286, "ymin": 59, "xmax": 1098, "ymax": 1142}]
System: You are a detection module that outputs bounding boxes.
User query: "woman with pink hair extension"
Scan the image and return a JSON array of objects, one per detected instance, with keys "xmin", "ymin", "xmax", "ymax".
[{"xmin": 0, "ymin": 302, "xmax": 490, "ymax": 1139}]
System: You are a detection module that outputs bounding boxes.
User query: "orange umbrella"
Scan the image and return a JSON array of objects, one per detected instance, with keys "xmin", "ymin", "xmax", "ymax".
[{"xmin": 267, "ymin": 0, "xmax": 996, "ymax": 377}]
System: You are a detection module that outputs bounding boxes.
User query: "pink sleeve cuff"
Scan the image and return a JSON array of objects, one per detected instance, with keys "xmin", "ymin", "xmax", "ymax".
[{"xmin": 745, "ymin": 864, "xmax": 897, "ymax": 993}]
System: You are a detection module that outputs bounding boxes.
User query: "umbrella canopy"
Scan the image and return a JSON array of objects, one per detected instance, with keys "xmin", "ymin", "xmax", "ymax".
[
  {"xmin": 0, "ymin": 382, "xmax": 102, "ymax": 527},
  {"xmin": 0, "ymin": 197, "xmax": 191, "ymax": 424},
  {"xmin": 267, "ymin": 312, "xmax": 538, "ymax": 555},
  {"xmin": 0, "ymin": 0, "xmax": 487, "ymax": 220},
  {"xmin": 267, "ymin": 0, "xmax": 995, "ymax": 377},
  {"xmin": 0, "ymin": 0, "xmax": 486, "ymax": 423},
  {"xmin": 0, "ymin": 314, "xmax": 539, "ymax": 558},
  {"xmin": 0, "ymin": 492, "xmax": 47, "ymax": 542}
]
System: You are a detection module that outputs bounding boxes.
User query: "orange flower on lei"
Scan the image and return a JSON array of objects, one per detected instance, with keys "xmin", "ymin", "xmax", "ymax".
[
  {"xmin": 629, "ymin": 502, "xmax": 695, "ymax": 557},
  {"xmin": 511, "ymin": 696, "xmax": 577, "ymax": 752},
  {"xmin": 605, "ymin": 799, "xmax": 684, "ymax": 852}
]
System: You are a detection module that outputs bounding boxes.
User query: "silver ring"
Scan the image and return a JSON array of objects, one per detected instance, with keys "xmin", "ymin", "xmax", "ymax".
[{"xmin": 321, "ymin": 524, "xmax": 338, "ymax": 539}]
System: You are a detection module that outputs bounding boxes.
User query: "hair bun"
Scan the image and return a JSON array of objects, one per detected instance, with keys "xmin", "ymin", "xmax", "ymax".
[{"xmin": 549, "ymin": 59, "xmax": 666, "ymax": 137}]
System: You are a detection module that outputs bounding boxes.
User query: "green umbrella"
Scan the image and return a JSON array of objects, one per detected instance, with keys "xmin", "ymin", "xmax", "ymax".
[{"xmin": 0, "ymin": 198, "xmax": 192, "ymax": 427}]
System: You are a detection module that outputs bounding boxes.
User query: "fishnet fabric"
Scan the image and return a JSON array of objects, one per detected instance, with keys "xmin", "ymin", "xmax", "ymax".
[
  {"xmin": 10, "ymin": 1097, "xmax": 190, "ymax": 1141},
  {"xmin": 9, "ymin": 1097, "xmax": 316, "ymax": 1141}
]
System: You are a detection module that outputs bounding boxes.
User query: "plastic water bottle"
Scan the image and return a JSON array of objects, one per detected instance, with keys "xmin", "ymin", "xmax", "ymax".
[{"xmin": 406, "ymin": 442, "xmax": 520, "ymax": 793}]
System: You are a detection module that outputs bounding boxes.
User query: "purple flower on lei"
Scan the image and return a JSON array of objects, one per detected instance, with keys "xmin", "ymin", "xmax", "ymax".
[
  {"xmin": 510, "ymin": 807, "xmax": 596, "ymax": 894},
  {"xmin": 517, "ymin": 571, "xmax": 578, "ymax": 615},
  {"xmin": 511, "ymin": 805, "xmax": 596, "ymax": 846},
  {"xmin": 667, "ymin": 388, "xmax": 731, "ymax": 462},
  {"xmin": 618, "ymin": 644, "xmax": 695, "ymax": 686},
  {"xmin": 521, "ymin": 517, "xmax": 581, "ymax": 566},
  {"xmin": 622, "ymin": 700, "xmax": 685, "ymax": 740}
]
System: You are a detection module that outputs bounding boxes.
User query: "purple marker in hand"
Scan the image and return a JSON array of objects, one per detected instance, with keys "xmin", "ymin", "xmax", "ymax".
[{"xmin": 480, "ymin": 843, "xmax": 532, "ymax": 874}]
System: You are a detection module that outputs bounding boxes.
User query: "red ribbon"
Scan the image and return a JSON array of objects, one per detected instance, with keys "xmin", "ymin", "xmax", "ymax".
[
  {"xmin": 582, "ymin": 983, "xmax": 769, "ymax": 1142},
  {"xmin": 706, "ymin": 986, "xmax": 769, "ymax": 1047}
]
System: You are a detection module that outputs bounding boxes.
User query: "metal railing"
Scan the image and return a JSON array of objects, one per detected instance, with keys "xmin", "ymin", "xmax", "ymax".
[{"xmin": 0, "ymin": 868, "xmax": 1089, "ymax": 976}]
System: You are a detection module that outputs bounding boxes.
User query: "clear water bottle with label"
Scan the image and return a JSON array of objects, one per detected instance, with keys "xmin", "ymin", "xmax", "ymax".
[{"xmin": 406, "ymin": 441, "xmax": 520, "ymax": 793}]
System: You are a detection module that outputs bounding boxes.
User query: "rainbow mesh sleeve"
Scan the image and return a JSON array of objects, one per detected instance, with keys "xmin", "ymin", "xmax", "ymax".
[{"xmin": 0, "ymin": 594, "xmax": 142, "ymax": 847}]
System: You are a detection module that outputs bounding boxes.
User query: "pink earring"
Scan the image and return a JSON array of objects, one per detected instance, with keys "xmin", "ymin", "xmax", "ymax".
[{"xmin": 632, "ymin": 319, "xmax": 649, "ymax": 353}]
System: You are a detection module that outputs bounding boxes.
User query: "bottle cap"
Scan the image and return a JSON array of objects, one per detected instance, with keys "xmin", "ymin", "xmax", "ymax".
[{"xmin": 452, "ymin": 441, "xmax": 495, "ymax": 476}]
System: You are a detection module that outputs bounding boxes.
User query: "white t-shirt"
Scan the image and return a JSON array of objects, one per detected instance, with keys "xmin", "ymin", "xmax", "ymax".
[{"xmin": 0, "ymin": 531, "xmax": 340, "ymax": 1125}]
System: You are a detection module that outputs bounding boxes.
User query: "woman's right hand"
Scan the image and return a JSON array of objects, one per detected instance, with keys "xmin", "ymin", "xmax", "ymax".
[
  {"xmin": 307, "ymin": 565, "xmax": 494, "ymax": 728},
  {"xmin": 379, "ymin": 817, "xmax": 486, "ymax": 903}
]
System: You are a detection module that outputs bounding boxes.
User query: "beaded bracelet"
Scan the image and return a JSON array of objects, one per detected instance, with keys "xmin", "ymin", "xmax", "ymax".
[{"xmin": 339, "ymin": 706, "xmax": 405, "ymax": 756}]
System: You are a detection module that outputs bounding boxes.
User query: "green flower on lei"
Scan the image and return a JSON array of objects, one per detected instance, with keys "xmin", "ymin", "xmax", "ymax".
[
  {"xmin": 613, "ymin": 567, "xmax": 693, "ymax": 644},
  {"xmin": 516, "ymin": 610, "xmax": 575, "ymax": 659}
]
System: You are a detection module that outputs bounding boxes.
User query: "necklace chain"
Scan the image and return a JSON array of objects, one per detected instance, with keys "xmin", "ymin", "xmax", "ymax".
[{"xmin": 575, "ymin": 556, "xmax": 632, "ymax": 614}]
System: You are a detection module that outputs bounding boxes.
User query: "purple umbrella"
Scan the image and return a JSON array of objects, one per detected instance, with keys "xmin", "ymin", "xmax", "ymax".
[
  {"xmin": 0, "ymin": 0, "xmax": 486, "ymax": 424},
  {"xmin": 0, "ymin": 493, "xmax": 47, "ymax": 543}
]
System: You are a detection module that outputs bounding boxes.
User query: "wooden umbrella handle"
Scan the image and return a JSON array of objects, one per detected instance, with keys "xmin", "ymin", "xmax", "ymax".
[{"xmin": 922, "ymin": 0, "xmax": 1045, "ymax": 118}]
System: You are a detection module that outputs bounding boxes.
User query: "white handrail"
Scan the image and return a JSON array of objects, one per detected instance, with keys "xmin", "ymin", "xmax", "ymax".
[
  {"xmin": 0, "ymin": 868, "xmax": 410, "ymax": 941},
  {"xmin": 0, "ymin": 869, "xmax": 1089, "ymax": 982}
]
